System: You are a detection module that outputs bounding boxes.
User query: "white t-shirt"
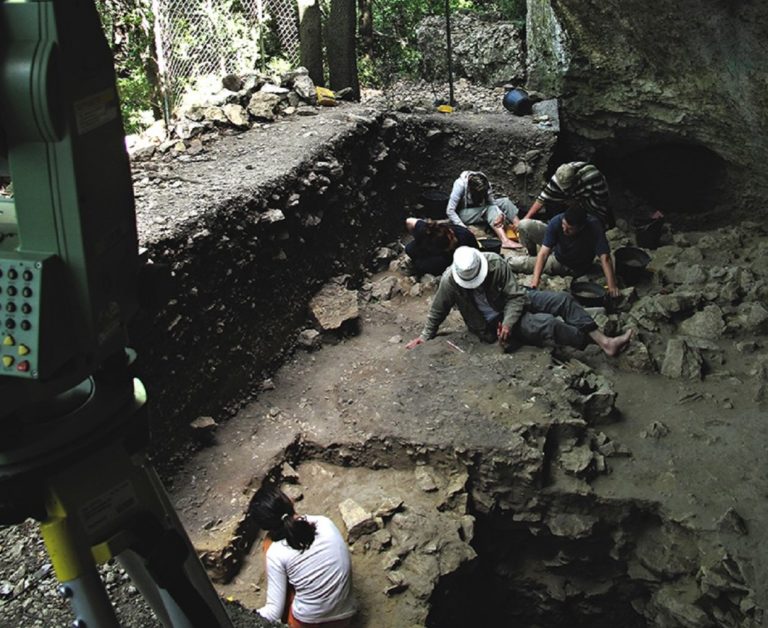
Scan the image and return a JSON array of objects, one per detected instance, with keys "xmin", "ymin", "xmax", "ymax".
[{"xmin": 258, "ymin": 515, "xmax": 356, "ymax": 623}]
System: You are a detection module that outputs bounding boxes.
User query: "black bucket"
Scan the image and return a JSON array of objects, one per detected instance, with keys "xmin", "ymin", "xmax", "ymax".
[
  {"xmin": 502, "ymin": 88, "xmax": 532, "ymax": 116},
  {"xmin": 570, "ymin": 281, "xmax": 607, "ymax": 308},
  {"xmin": 615, "ymin": 246, "xmax": 652, "ymax": 285},
  {"xmin": 633, "ymin": 217, "xmax": 663, "ymax": 249},
  {"xmin": 420, "ymin": 189, "xmax": 449, "ymax": 219},
  {"xmin": 478, "ymin": 238, "xmax": 501, "ymax": 254}
]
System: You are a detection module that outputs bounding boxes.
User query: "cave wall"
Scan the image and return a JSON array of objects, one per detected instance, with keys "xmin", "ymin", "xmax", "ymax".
[{"xmin": 526, "ymin": 0, "xmax": 768, "ymax": 215}]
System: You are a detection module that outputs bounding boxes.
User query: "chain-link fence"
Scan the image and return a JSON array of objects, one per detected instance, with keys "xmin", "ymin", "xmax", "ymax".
[{"xmin": 153, "ymin": 0, "xmax": 300, "ymax": 112}]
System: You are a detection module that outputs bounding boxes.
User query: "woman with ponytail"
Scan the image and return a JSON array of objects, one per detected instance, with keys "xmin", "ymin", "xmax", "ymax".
[{"xmin": 251, "ymin": 486, "xmax": 356, "ymax": 627}]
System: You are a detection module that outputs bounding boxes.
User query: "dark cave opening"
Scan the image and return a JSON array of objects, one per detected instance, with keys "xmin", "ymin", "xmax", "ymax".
[{"xmin": 603, "ymin": 143, "xmax": 727, "ymax": 216}]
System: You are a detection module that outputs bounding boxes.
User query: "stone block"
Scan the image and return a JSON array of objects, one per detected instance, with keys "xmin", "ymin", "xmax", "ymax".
[{"xmin": 338, "ymin": 498, "xmax": 378, "ymax": 542}]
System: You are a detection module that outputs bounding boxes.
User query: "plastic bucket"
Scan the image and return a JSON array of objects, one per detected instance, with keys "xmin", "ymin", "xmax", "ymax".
[
  {"xmin": 478, "ymin": 238, "xmax": 502, "ymax": 254},
  {"xmin": 420, "ymin": 189, "xmax": 449, "ymax": 219},
  {"xmin": 633, "ymin": 217, "xmax": 663, "ymax": 249},
  {"xmin": 614, "ymin": 246, "xmax": 652, "ymax": 285},
  {"xmin": 502, "ymin": 88, "xmax": 532, "ymax": 116},
  {"xmin": 570, "ymin": 281, "xmax": 606, "ymax": 308}
]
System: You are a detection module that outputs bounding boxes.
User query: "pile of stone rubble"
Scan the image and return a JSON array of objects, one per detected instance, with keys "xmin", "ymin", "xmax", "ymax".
[{"xmin": 126, "ymin": 67, "xmax": 341, "ymax": 162}]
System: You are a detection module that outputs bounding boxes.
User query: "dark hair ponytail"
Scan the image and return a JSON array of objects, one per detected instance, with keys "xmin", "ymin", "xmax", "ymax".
[{"xmin": 249, "ymin": 486, "xmax": 317, "ymax": 551}]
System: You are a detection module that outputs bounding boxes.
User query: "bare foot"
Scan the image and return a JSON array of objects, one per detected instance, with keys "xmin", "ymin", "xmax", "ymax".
[
  {"xmin": 501, "ymin": 239, "xmax": 523, "ymax": 249},
  {"xmin": 602, "ymin": 328, "xmax": 634, "ymax": 357}
]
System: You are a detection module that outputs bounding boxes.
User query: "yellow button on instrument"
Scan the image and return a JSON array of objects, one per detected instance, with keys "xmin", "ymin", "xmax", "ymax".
[
  {"xmin": 18, "ymin": 344, "xmax": 30, "ymax": 356},
  {"xmin": 2, "ymin": 355, "xmax": 14, "ymax": 367},
  {"xmin": 2, "ymin": 335, "xmax": 14, "ymax": 346}
]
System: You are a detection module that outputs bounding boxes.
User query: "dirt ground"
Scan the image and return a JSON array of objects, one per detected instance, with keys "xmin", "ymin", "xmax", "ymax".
[
  {"xmin": 168, "ymin": 248, "xmax": 767, "ymax": 626},
  {"xmin": 1, "ymin": 81, "xmax": 766, "ymax": 626}
]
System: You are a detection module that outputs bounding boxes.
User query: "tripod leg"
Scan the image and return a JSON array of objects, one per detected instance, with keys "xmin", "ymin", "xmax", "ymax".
[
  {"xmin": 41, "ymin": 507, "xmax": 121, "ymax": 628},
  {"xmin": 118, "ymin": 549, "xmax": 187, "ymax": 628}
]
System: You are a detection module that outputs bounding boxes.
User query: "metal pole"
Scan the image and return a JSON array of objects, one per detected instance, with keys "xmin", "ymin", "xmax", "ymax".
[{"xmin": 445, "ymin": 0, "xmax": 454, "ymax": 107}]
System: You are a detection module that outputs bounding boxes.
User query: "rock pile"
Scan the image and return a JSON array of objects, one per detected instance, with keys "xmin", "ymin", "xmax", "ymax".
[{"xmin": 126, "ymin": 68, "xmax": 332, "ymax": 162}]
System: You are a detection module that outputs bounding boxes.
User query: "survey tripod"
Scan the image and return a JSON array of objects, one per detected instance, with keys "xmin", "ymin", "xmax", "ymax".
[{"xmin": 0, "ymin": 2, "xmax": 233, "ymax": 626}]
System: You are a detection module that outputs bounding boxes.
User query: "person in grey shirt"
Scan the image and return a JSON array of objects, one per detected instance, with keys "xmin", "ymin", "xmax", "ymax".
[
  {"xmin": 445, "ymin": 171, "xmax": 522, "ymax": 249},
  {"xmin": 406, "ymin": 247, "xmax": 633, "ymax": 355}
]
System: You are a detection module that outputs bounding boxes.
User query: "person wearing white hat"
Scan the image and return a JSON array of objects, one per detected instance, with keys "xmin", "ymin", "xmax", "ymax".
[{"xmin": 405, "ymin": 247, "xmax": 633, "ymax": 356}]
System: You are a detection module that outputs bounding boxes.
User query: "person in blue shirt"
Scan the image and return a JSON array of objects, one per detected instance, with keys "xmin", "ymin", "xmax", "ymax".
[{"xmin": 507, "ymin": 206, "xmax": 620, "ymax": 296}]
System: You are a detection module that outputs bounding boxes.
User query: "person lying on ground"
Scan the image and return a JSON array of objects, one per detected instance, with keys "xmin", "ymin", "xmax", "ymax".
[
  {"xmin": 508, "ymin": 206, "xmax": 620, "ymax": 297},
  {"xmin": 404, "ymin": 217, "xmax": 478, "ymax": 276},
  {"xmin": 525, "ymin": 161, "xmax": 615, "ymax": 229},
  {"xmin": 445, "ymin": 170, "xmax": 522, "ymax": 249},
  {"xmin": 405, "ymin": 247, "xmax": 632, "ymax": 356},
  {"xmin": 252, "ymin": 486, "xmax": 356, "ymax": 628}
]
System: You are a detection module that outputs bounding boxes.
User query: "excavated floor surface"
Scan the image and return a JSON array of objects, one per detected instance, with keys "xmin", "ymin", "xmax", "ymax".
[
  {"xmin": 171, "ymin": 266, "xmax": 767, "ymax": 626},
  {"xmin": 1, "ymin": 95, "xmax": 766, "ymax": 626}
]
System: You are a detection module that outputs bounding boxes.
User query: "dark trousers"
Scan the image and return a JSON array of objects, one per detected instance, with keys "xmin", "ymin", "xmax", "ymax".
[
  {"xmin": 515, "ymin": 291, "xmax": 598, "ymax": 350},
  {"xmin": 405, "ymin": 240, "xmax": 452, "ymax": 276}
]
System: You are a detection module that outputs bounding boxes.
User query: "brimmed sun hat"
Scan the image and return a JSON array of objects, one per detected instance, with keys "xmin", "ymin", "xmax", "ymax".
[{"xmin": 452, "ymin": 246, "xmax": 488, "ymax": 289}]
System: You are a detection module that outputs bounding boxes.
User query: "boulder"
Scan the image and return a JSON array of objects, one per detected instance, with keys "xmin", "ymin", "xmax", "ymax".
[
  {"xmin": 221, "ymin": 103, "xmax": 250, "ymax": 128},
  {"xmin": 661, "ymin": 338, "xmax": 703, "ymax": 380},
  {"xmin": 417, "ymin": 14, "xmax": 525, "ymax": 86},
  {"xmin": 247, "ymin": 92, "xmax": 281, "ymax": 121},
  {"xmin": 679, "ymin": 304, "xmax": 725, "ymax": 338},
  {"xmin": 309, "ymin": 281, "xmax": 359, "ymax": 331},
  {"xmin": 338, "ymin": 498, "xmax": 378, "ymax": 542}
]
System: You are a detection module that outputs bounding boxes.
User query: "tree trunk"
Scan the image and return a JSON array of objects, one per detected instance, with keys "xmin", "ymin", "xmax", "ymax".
[
  {"xmin": 357, "ymin": 0, "xmax": 373, "ymax": 57},
  {"xmin": 326, "ymin": 0, "xmax": 360, "ymax": 100},
  {"xmin": 298, "ymin": 0, "xmax": 324, "ymax": 86}
]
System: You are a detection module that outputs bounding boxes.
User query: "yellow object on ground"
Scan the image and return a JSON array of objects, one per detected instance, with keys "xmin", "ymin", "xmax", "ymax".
[
  {"xmin": 505, "ymin": 225, "xmax": 519, "ymax": 241},
  {"xmin": 316, "ymin": 86, "xmax": 338, "ymax": 106},
  {"xmin": 437, "ymin": 104, "xmax": 454, "ymax": 113}
]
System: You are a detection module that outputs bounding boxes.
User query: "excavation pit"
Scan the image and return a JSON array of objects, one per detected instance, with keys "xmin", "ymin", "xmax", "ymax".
[{"xmin": 137, "ymin": 109, "xmax": 765, "ymax": 628}]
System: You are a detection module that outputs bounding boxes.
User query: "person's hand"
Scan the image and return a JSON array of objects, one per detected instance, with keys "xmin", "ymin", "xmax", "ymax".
[
  {"xmin": 405, "ymin": 337, "xmax": 425, "ymax": 350},
  {"xmin": 529, "ymin": 279, "xmax": 539, "ymax": 290},
  {"xmin": 607, "ymin": 286, "xmax": 620, "ymax": 298},
  {"xmin": 497, "ymin": 322, "xmax": 511, "ymax": 343}
]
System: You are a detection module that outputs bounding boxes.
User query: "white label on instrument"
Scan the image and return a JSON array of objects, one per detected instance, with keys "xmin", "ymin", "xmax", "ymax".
[
  {"xmin": 79, "ymin": 480, "xmax": 138, "ymax": 535},
  {"xmin": 73, "ymin": 88, "xmax": 119, "ymax": 135}
]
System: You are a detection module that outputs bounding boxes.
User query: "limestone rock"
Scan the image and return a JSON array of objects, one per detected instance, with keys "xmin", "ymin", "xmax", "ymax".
[
  {"xmin": 222, "ymin": 103, "xmax": 250, "ymax": 128},
  {"xmin": 309, "ymin": 281, "xmax": 359, "ymax": 331},
  {"xmin": 259, "ymin": 209, "xmax": 285, "ymax": 224},
  {"xmin": 384, "ymin": 570, "xmax": 408, "ymax": 595},
  {"xmin": 369, "ymin": 529, "xmax": 392, "ymax": 551},
  {"xmin": 338, "ymin": 499, "xmax": 378, "ymax": 542},
  {"xmin": 202, "ymin": 106, "xmax": 229, "ymax": 124},
  {"xmin": 374, "ymin": 497, "xmax": 404, "ymax": 519},
  {"xmin": 731, "ymin": 302, "xmax": 768, "ymax": 334},
  {"xmin": 370, "ymin": 276, "xmax": 400, "ymax": 301},
  {"xmin": 293, "ymin": 75, "xmax": 316, "ymax": 102},
  {"xmin": 417, "ymin": 14, "xmax": 525, "ymax": 86},
  {"xmin": 559, "ymin": 445, "xmax": 594, "ymax": 477},
  {"xmin": 527, "ymin": 0, "xmax": 768, "ymax": 211},
  {"xmin": 190, "ymin": 416, "xmax": 217, "ymax": 431},
  {"xmin": 661, "ymin": 338, "xmax": 703, "ymax": 380},
  {"xmin": 297, "ymin": 329, "xmax": 322, "ymax": 350},
  {"xmin": 414, "ymin": 465, "xmax": 439, "ymax": 492},
  {"xmin": 679, "ymin": 304, "xmax": 725, "ymax": 338},
  {"xmin": 247, "ymin": 92, "xmax": 281, "ymax": 121},
  {"xmin": 546, "ymin": 513, "xmax": 597, "ymax": 538},
  {"xmin": 281, "ymin": 462, "xmax": 300, "ymax": 483},
  {"xmin": 717, "ymin": 507, "xmax": 748, "ymax": 536},
  {"xmin": 641, "ymin": 421, "xmax": 670, "ymax": 439}
]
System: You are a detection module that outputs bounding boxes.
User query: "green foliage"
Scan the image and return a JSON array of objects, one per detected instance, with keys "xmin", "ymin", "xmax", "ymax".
[{"xmin": 117, "ymin": 75, "xmax": 154, "ymax": 134}]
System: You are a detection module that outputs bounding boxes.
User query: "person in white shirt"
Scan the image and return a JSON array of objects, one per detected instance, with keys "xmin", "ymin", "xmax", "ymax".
[{"xmin": 251, "ymin": 486, "xmax": 356, "ymax": 628}]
